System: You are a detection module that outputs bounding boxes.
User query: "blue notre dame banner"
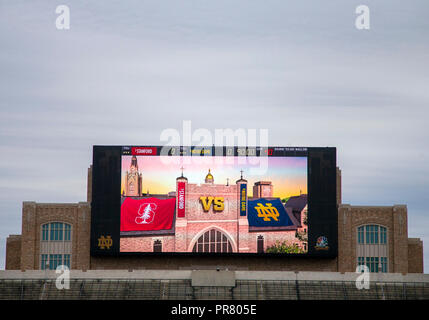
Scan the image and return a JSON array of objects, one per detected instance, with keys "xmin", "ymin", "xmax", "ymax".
[
  {"xmin": 247, "ymin": 198, "xmax": 293, "ymax": 227},
  {"xmin": 239, "ymin": 184, "xmax": 247, "ymax": 216}
]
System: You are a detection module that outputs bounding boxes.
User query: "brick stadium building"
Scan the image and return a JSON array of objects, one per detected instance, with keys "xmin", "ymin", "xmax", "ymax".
[{"xmin": 4, "ymin": 167, "xmax": 424, "ymax": 274}]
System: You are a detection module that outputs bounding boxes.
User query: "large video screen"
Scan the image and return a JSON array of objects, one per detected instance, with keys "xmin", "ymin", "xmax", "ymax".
[{"xmin": 91, "ymin": 146, "xmax": 337, "ymax": 257}]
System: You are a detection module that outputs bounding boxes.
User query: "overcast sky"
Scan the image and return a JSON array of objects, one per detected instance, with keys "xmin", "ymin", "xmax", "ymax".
[{"xmin": 0, "ymin": 0, "xmax": 428, "ymax": 271}]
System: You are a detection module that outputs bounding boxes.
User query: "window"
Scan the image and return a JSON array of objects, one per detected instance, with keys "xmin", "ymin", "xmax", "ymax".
[
  {"xmin": 40, "ymin": 222, "xmax": 72, "ymax": 270},
  {"xmin": 153, "ymin": 240, "xmax": 162, "ymax": 252},
  {"xmin": 41, "ymin": 254, "xmax": 48, "ymax": 270},
  {"xmin": 358, "ymin": 227, "xmax": 365, "ymax": 243},
  {"xmin": 357, "ymin": 256, "xmax": 365, "ymax": 268},
  {"xmin": 65, "ymin": 224, "xmax": 71, "ymax": 241},
  {"xmin": 49, "ymin": 254, "xmax": 62, "ymax": 270},
  {"xmin": 257, "ymin": 236, "xmax": 264, "ymax": 253},
  {"xmin": 365, "ymin": 225, "xmax": 379, "ymax": 244},
  {"xmin": 192, "ymin": 229, "xmax": 233, "ymax": 253},
  {"xmin": 380, "ymin": 226, "xmax": 387, "ymax": 244},
  {"xmin": 366, "ymin": 257, "xmax": 379, "ymax": 273},
  {"xmin": 357, "ymin": 256, "xmax": 387, "ymax": 273},
  {"xmin": 50, "ymin": 223, "xmax": 57, "ymax": 240},
  {"xmin": 43, "ymin": 222, "xmax": 71, "ymax": 241},
  {"xmin": 63, "ymin": 254, "xmax": 71, "ymax": 269},
  {"xmin": 359, "ymin": 224, "xmax": 387, "ymax": 245},
  {"xmin": 358, "ymin": 226, "xmax": 364, "ymax": 244},
  {"xmin": 40, "ymin": 254, "xmax": 71, "ymax": 270},
  {"xmin": 42, "ymin": 224, "xmax": 49, "ymax": 241},
  {"xmin": 381, "ymin": 257, "xmax": 388, "ymax": 273},
  {"xmin": 356, "ymin": 224, "xmax": 388, "ymax": 273}
]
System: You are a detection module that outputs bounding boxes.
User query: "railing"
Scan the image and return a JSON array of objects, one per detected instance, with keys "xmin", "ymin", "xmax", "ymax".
[{"xmin": 0, "ymin": 279, "xmax": 428, "ymax": 300}]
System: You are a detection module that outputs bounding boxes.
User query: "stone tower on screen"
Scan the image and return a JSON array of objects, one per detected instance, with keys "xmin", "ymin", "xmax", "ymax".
[{"xmin": 124, "ymin": 155, "xmax": 142, "ymax": 196}]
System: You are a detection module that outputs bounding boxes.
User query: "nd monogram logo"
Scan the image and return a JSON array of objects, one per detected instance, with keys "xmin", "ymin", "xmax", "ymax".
[
  {"xmin": 135, "ymin": 203, "xmax": 157, "ymax": 224},
  {"xmin": 254, "ymin": 203, "xmax": 279, "ymax": 221},
  {"xmin": 98, "ymin": 235, "xmax": 113, "ymax": 249}
]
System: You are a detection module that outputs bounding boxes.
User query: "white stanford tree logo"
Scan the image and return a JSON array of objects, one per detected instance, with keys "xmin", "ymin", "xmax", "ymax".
[{"xmin": 135, "ymin": 203, "xmax": 157, "ymax": 224}]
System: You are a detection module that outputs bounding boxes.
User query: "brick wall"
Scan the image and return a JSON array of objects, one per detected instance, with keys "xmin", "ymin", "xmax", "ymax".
[
  {"xmin": 338, "ymin": 204, "xmax": 411, "ymax": 273},
  {"xmin": 408, "ymin": 238, "xmax": 424, "ymax": 273},
  {"xmin": 5, "ymin": 235, "xmax": 21, "ymax": 270},
  {"xmin": 87, "ymin": 165, "xmax": 92, "ymax": 203},
  {"xmin": 336, "ymin": 167, "xmax": 341, "ymax": 205},
  {"xmin": 20, "ymin": 202, "xmax": 90, "ymax": 271}
]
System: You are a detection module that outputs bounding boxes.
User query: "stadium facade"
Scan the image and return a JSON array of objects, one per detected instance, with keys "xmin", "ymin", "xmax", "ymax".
[{"xmin": 4, "ymin": 165, "xmax": 424, "ymax": 274}]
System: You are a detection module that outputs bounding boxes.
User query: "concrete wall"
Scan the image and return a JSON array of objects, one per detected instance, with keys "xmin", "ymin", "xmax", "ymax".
[{"xmin": 1, "ymin": 269, "xmax": 428, "ymax": 283}]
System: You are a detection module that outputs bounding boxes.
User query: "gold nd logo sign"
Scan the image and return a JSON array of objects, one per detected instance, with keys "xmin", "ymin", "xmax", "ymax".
[
  {"xmin": 254, "ymin": 203, "xmax": 279, "ymax": 221},
  {"xmin": 98, "ymin": 235, "xmax": 113, "ymax": 249},
  {"xmin": 200, "ymin": 196, "xmax": 224, "ymax": 212}
]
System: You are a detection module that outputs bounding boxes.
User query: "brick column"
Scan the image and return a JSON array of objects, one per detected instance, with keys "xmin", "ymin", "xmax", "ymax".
[
  {"xmin": 87, "ymin": 165, "xmax": 93, "ymax": 203},
  {"xmin": 20, "ymin": 202, "xmax": 37, "ymax": 270},
  {"xmin": 337, "ymin": 204, "xmax": 352, "ymax": 272},
  {"xmin": 77, "ymin": 202, "xmax": 91, "ymax": 270},
  {"xmin": 336, "ymin": 167, "xmax": 342, "ymax": 205},
  {"xmin": 392, "ymin": 205, "xmax": 408, "ymax": 273}
]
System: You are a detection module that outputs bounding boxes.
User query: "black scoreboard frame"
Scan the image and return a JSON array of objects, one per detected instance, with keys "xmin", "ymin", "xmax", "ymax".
[{"xmin": 90, "ymin": 146, "xmax": 338, "ymax": 258}]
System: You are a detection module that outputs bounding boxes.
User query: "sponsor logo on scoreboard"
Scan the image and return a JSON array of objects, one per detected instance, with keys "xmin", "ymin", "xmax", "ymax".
[{"xmin": 314, "ymin": 236, "xmax": 329, "ymax": 250}]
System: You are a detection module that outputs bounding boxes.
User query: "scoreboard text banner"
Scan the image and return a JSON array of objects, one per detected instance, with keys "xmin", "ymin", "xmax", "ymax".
[
  {"xmin": 177, "ymin": 181, "xmax": 186, "ymax": 218},
  {"xmin": 240, "ymin": 184, "xmax": 247, "ymax": 216}
]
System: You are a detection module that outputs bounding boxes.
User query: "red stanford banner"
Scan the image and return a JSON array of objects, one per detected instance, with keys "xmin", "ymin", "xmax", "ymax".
[
  {"xmin": 177, "ymin": 182, "xmax": 186, "ymax": 218},
  {"xmin": 120, "ymin": 197, "xmax": 175, "ymax": 232}
]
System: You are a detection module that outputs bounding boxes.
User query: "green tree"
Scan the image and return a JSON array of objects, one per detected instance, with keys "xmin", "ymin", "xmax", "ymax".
[{"xmin": 266, "ymin": 241, "xmax": 305, "ymax": 254}]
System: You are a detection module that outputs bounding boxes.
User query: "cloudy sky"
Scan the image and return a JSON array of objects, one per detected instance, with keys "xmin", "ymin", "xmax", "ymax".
[{"xmin": 0, "ymin": 0, "xmax": 428, "ymax": 271}]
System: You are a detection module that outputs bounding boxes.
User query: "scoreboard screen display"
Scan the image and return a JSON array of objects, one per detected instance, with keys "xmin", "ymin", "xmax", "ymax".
[{"xmin": 91, "ymin": 146, "xmax": 337, "ymax": 257}]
